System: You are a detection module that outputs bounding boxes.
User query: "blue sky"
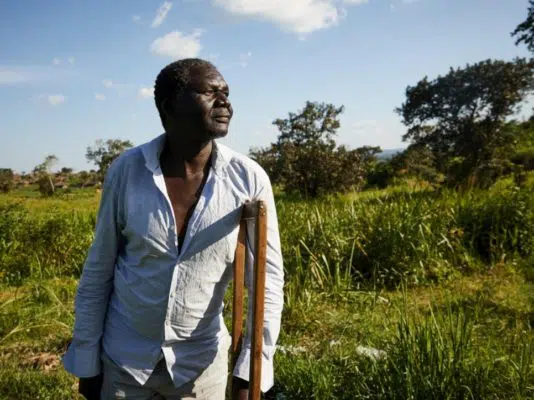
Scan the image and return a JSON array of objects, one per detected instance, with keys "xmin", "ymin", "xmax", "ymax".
[{"xmin": 0, "ymin": 0, "xmax": 531, "ymax": 173}]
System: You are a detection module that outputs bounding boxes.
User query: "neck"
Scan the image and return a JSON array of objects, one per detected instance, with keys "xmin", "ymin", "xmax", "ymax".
[{"xmin": 161, "ymin": 133, "xmax": 213, "ymax": 178}]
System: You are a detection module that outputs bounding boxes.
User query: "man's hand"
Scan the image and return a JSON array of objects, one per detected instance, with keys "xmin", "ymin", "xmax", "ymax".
[
  {"xmin": 232, "ymin": 376, "xmax": 249, "ymax": 400},
  {"xmin": 78, "ymin": 374, "xmax": 103, "ymax": 400}
]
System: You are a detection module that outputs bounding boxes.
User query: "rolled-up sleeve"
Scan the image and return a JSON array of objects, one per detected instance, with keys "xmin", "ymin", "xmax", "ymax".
[
  {"xmin": 233, "ymin": 172, "xmax": 284, "ymax": 393},
  {"xmin": 62, "ymin": 166, "xmax": 122, "ymax": 377}
]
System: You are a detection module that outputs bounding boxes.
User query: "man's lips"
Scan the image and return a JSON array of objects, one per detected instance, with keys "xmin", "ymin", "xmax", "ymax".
[{"xmin": 213, "ymin": 115, "xmax": 230, "ymax": 123}]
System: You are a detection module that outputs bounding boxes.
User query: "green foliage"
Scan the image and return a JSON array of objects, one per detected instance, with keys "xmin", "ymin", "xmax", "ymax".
[
  {"xmin": 274, "ymin": 273, "xmax": 534, "ymax": 399},
  {"xmin": 86, "ymin": 139, "xmax": 133, "ymax": 182},
  {"xmin": 36, "ymin": 176, "xmax": 55, "ymax": 197},
  {"xmin": 457, "ymin": 187, "xmax": 534, "ymax": 263},
  {"xmin": 366, "ymin": 160, "xmax": 394, "ymax": 189},
  {"xmin": 0, "ymin": 169, "xmax": 14, "ymax": 194},
  {"xmin": 1, "ymin": 186, "xmax": 532, "ymax": 288},
  {"xmin": 390, "ymin": 144, "xmax": 441, "ymax": 185},
  {"xmin": 0, "ymin": 203, "xmax": 94, "ymax": 284},
  {"xmin": 33, "ymin": 155, "xmax": 59, "ymax": 197},
  {"xmin": 512, "ymin": 0, "xmax": 534, "ymax": 53},
  {"xmin": 512, "ymin": 147, "xmax": 534, "ymax": 170},
  {"xmin": 397, "ymin": 58, "xmax": 534, "ymax": 187},
  {"xmin": 251, "ymin": 101, "xmax": 381, "ymax": 197},
  {"xmin": 0, "ymin": 279, "xmax": 79, "ymax": 399},
  {"xmin": 0, "ymin": 188, "xmax": 533, "ymax": 398}
]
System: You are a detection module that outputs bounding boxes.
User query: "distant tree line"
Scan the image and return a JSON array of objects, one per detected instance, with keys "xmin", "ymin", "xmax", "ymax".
[{"xmin": 0, "ymin": 139, "xmax": 133, "ymax": 196}]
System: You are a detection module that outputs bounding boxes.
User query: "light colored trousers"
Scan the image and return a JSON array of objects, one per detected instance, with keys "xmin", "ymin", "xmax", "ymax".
[{"xmin": 100, "ymin": 349, "xmax": 228, "ymax": 400}]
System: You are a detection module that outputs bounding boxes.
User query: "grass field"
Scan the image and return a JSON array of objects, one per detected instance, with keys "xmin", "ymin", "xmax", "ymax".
[{"xmin": 0, "ymin": 180, "xmax": 533, "ymax": 399}]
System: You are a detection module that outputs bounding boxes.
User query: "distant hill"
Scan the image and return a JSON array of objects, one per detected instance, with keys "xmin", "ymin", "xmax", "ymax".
[{"xmin": 378, "ymin": 148, "xmax": 404, "ymax": 160}]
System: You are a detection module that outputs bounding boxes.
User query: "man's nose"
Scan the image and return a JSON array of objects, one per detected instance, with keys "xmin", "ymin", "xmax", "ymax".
[{"xmin": 214, "ymin": 92, "xmax": 230, "ymax": 107}]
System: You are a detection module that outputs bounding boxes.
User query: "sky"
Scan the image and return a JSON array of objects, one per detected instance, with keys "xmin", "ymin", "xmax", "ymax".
[{"xmin": 0, "ymin": 0, "xmax": 532, "ymax": 173}]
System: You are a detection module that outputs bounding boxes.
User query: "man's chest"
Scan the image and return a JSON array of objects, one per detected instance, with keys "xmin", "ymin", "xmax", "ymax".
[
  {"xmin": 163, "ymin": 176, "xmax": 204, "ymax": 239},
  {"xmin": 121, "ymin": 171, "xmax": 246, "ymax": 262}
]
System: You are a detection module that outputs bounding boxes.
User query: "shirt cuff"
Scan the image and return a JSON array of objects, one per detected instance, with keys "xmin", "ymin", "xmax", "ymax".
[
  {"xmin": 232, "ymin": 346, "xmax": 274, "ymax": 393},
  {"xmin": 62, "ymin": 343, "xmax": 102, "ymax": 378}
]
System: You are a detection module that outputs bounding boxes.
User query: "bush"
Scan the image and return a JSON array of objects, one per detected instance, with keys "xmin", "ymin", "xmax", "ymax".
[
  {"xmin": 512, "ymin": 146, "xmax": 534, "ymax": 170},
  {"xmin": 457, "ymin": 187, "xmax": 534, "ymax": 262},
  {"xmin": 0, "ymin": 203, "xmax": 94, "ymax": 284},
  {"xmin": 0, "ymin": 169, "xmax": 14, "ymax": 193},
  {"xmin": 37, "ymin": 175, "xmax": 55, "ymax": 197}
]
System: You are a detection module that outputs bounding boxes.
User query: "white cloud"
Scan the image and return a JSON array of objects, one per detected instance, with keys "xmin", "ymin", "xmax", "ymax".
[
  {"xmin": 152, "ymin": 1, "xmax": 173, "ymax": 28},
  {"xmin": 95, "ymin": 93, "xmax": 106, "ymax": 101},
  {"xmin": 67, "ymin": 57, "xmax": 75, "ymax": 64},
  {"xmin": 52, "ymin": 58, "xmax": 61, "ymax": 65},
  {"xmin": 48, "ymin": 94, "xmax": 66, "ymax": 106},
  {"xmin": 132, "ymin": 15, "xmax": 141, "ymax": 23},
  {"xmin": 238, "ymin": 51, "xmax": 252, "ymax": 68},
  {"xmin": 138, "ymin": 87, "xmax": 155, "ymax": 98},
  {"xmin": 213, "ymin": 0, "xmax": 368, "ymax": 35},
  {"xmin": 150, "ymin": 29, "xmax": 203, "ymax": 58},
  {"xmin": 102, "ymin": 79, "xmax": 114, "ymax": 88},
  {"xmin": 389, "ymin": 3, "xmax": 396, "ymax": 11},
  {"xmin": 0, "ymin": 68, "xmax": 29, "ymax": 85}
]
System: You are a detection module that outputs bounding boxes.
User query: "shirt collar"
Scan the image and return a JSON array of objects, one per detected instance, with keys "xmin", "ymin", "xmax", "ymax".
[{"xmin": 141, "ymin": 133, "xmax": 229, "ymax": 177}]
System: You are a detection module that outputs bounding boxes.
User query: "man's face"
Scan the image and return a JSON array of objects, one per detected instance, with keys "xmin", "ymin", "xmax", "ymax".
[{"xmin": 167, "ymin": 65, "xmax": 233, "ymax": 141}]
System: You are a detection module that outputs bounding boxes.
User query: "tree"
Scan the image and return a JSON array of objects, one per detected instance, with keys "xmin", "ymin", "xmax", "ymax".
[
  {"xmin": 512, "ymin": 0, "xmax": 534, "ymax": 53},
  {"xmin": 0, "ymin": 169, "xmax": 14, "ymax": 193},
  {"xmin": 396, "ymin": 58, "xmax": 534, "ymax": 186},
  {"xmin": 390, "ymin": 144, "xmax": 441, "ymax": 185},
  {"xmin": 86, "ymin": 139, "xmax": 133, "ymax": 181},
  {"xmin": 250, "ymin": 101, "xmax": 376, "ymax": 197},
  {"xmin": 34, "ymin": 154, "xmax": 58, "ymax": 196}
]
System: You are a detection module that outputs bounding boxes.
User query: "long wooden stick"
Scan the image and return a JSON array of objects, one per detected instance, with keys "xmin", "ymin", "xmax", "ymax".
[
  {"xmin": 249, "ymin": 200, "xmax": 267, "ymax": 400},
  {"xmin": 231, "ymin": 200, "xmax": 268, "ymax": 400},
  {"xmin": 231, "ymin": 218, "xmax": 246, "ymax": 370}
]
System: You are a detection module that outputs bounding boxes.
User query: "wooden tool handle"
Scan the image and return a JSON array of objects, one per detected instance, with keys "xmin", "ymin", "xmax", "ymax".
[
  {"xmin": 231, "ymin": 200, "xmax": 268, "ymax": 400},
  {"xmin": 231, "ymin": 218, "xmax": 246, "ymax": 371},
  {"xmin": 249, "ymin": 200, "xmax": 267, "ymax": 400}
]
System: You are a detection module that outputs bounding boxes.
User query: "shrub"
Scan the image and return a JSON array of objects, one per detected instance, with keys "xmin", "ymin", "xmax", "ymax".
[
  {"xmin": 0, "ymin": 169, "xmax": 14, "ymax": 193},
  {"xmin": 0, "ymin": 203, "xmax": 94, "ymax": 284}
]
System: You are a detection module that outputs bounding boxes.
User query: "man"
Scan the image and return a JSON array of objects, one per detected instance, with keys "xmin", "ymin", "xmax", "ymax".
[{"xmin": 62, "ymin": 58, "xmax": 284, "ymax": 400}]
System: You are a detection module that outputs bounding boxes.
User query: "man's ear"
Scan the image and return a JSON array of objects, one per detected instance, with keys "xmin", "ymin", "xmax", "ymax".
[{"xmin": 161, "ymin": 98, "xmax": 173, "ymax": 120}]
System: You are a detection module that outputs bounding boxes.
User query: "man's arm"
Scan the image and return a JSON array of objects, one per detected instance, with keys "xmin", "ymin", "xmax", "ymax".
[
  {"xmin": 233, "ymin": 172, "xmax": 284, "ymax": 395},
  {"xmin": 62, "ymin": 166, "xmax": 122, "ymax": 379}
]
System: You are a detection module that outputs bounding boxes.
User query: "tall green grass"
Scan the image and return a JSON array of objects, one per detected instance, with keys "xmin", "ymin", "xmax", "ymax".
[
  {"xmin": 0, "ymin": 185, "xmax": 533, "ymax": 399},
  {"xmin": 281, "ymin": 187, "xmax": 533, "ymax": 303},
  {"xmin": 0, "ymin": 186, "xmax": 532, "ymax": 290},
  {"xmin": 274, "ymin": 296, "xmax": 534, "ymax": 399}
]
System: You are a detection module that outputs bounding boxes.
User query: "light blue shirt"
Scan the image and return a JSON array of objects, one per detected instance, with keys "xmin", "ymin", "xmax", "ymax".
[{"xmin": 62, "ymin": 133, "xmax": 284, "ymax": 393}]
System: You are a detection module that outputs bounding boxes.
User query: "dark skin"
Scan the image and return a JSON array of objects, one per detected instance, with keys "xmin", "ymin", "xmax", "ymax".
[{"xmin": 78, "ymin": 65, "xmax": 250, "ymax": 400}]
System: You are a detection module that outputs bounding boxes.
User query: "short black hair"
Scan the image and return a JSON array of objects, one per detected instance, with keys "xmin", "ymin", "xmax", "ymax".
[{"xmin": 154, "ymin": 58, "xmax": 217, "ymax": 128}]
